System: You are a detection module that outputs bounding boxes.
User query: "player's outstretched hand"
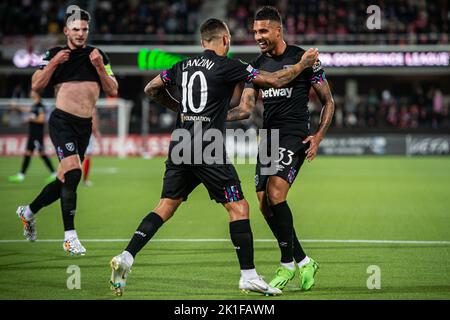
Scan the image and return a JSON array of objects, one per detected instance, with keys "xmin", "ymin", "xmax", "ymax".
[
  {"xmin": 303, "ymin": 134, "xmax": 322, "ymax": 162},
  {"xmin": 51, "ymin": 49, "xmax": 71, "ymax": 65},
  {"xmin": 89, "ymin": 49, "xmax": 104, "ymax": 69},
  {"xmin": 300, "ymin": 48, "xmax": 319, "ymax": 68}
]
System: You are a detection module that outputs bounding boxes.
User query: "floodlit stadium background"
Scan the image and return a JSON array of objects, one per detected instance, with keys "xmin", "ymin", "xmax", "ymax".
[{"xmin": 0, "ymin": 0, "xmax": 449, "ymax": 300}]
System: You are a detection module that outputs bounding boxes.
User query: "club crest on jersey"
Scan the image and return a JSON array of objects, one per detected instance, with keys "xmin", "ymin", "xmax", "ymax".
[{"xmin": 65, "ymin": 142, "xmax": 75, "ymax": 152}]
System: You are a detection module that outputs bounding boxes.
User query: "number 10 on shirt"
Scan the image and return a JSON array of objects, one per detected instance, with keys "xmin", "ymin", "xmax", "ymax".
[{"xmin": 181, "ymin": 71, "xmax": 208, "ymax": 113}]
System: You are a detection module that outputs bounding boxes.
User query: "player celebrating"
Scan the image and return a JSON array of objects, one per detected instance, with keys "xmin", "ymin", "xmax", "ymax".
[
  {"xmin": 15, "ymin": 8, "xmax": 118, "ymax": 253},
  {"xmin": 8, "ymin": 90, "xmax": 56, "ymax": 183},
  {"xmin": 109, "ymin": 18, "xmax": 318, "ymax": 296},
  {"xmin": 227, "ymin": 6, "xmax": 335, "ymax": 291}
]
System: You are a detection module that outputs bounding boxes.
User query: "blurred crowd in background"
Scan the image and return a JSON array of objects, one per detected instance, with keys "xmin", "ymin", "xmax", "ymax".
[
  {"xmin": 228, "ymin": 0, "xmax": 450, "ymax": 44},
  {"xmin": 309, "ymin": 85, "xmax": 449, "ymax": 130},
  {"xmin": 1, "ymin": 0, "xmax": 203, "ymax": 36},
  {"xmin": 2, "ymin": 0, "xmax": 449, "ymax": 44}
]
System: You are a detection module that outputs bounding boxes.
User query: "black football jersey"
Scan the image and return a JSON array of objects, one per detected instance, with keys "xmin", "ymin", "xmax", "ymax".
[
  {"xmin": 161, "ymin": 49, "xmax": 259, "ymax": 164},
  {"xmin": 247, "ymin": 45, "xmax": 326, "ymax": 137},
  {"xmin": 38, "ymin": 45, "xmax": 113, "ymax": 87},
  {"xmin": 29, "ymin": 102, "xmax": 45, "ymax": 136}
]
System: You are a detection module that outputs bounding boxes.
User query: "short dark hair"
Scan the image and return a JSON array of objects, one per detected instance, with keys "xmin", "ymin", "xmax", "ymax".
[
  {"xmin": 254, "ymin": 6, "xmax": 282, "ymax": 24},
  {"xmin": 65, "ymin": 8, "xmax": 91, "ymax": 25},
  {"xmin": 200, "ymin": 18, "xmax": 228, "ymax": 42}
]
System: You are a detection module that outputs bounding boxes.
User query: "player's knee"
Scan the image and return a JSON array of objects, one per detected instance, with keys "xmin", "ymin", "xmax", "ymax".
[
  {"xmin": 61, "ymin": 155, "xmax": 81, "ymax": 172},
  {"xmin": 61, "ymin": 169, "xmax": 82, "ymax": 212},
  {"xmin": 63, "ymin": 169, "xmax": 82, "ymax": 191},
  {"xmin": 154, "ymin": 198, "xmax": 182, "ymax": 221},
  {"xmin": 226, "ymin": 200, "xmax": 249, "ymax": 221},
  {"xmin": 267, "ymin": 184, "xmax": 288, "ymax": 205}
]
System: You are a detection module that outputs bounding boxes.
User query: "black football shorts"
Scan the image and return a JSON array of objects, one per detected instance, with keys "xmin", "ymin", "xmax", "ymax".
[
  {"xmin": 161, "ymin": 160, "xmax": 245, "ymax": 203},
  {"xmin": 26, "ymin": 135, "xmax": 44, "ymax": 153},
  {"xmin": 255, "ymin": 134, "xmax": 309, "ymax": 192},
  {"xmin": 48, "ymin": 108, "xmax": 92, "ymax": 163}
]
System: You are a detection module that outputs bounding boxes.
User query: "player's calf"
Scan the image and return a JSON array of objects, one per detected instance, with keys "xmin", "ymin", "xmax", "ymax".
[{"xmin": 61, "ymin": 168, "xmax": 82, "ymax": 231}]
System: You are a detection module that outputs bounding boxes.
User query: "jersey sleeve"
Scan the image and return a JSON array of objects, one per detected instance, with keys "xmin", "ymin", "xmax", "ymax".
[
  {"xmin": 160, "ymin": 61, "xmax": 180, "ymax": 86},
  {"xmin": 243, "ymin": 57, "xmax": 261, "ymax": 90},
  {"xmin": 224, "ymin": 58, "xmax": 260, "ymax": 84},
  {"xmin": 308, "ymin": 59, "xmax": 326, "ymax": 84},
  {"xmin": 37, "ymin": 103, "xmax": 45, "ymax": 116},
  {"xmin": 98, "ymin": 49, "xmax": 114, "ymax": 76},
  {"xmin": 38, "ymin": 47, "xmax": 60, "ymax": 70}
]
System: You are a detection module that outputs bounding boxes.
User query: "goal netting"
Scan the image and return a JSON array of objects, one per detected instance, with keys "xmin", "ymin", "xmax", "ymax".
[{"xmin": 0, "ymin": 98, "xmax": 133, "ymax": 158}]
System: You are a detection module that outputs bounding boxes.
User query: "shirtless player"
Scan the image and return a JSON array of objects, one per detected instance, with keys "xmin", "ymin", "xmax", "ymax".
[{"xmin": 15, "ymin": 8, "xmax": 118, "ymax": 255}]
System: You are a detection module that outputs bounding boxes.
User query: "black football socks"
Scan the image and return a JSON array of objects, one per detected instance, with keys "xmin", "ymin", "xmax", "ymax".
[
  {"xmin": 230, "ymin": 219, "xmax": 255, "ymax": 270},
  {"xmin": 61, "ymin": 169, "xmax": 82, "ymax": 231},
  {"xmin": 265, "ymin": 213, "xmax": 307, "ymax": 263},
  {"xmin": 29, "ymin": 179, "xmax": 63, "ymax": 214},
  {"xmin": 20, "ymin": 155, "xmax": 31, "ymax": 174},
  {"xmin": 41, "ymin": 155, "xmax": 55, "ymax": 173},
  {"xmin": 125, "ymin": 212, "xmax": 164, "ymax": 257},
  {"xmin": 269, "ymin": 201, "xmax": 294, "ymax": 263}
]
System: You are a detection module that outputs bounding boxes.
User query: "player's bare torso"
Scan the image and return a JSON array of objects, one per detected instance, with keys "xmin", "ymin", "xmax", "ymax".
[{"xmin": 54, "ymin": 81, "xmax": 100, "ymax": 118}]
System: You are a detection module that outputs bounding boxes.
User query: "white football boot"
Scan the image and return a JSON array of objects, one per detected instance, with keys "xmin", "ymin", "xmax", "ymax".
[
  {"xmin": 63, "ymin": 237, "xmax": 87, "ymax": 255},
  {"xmin": 110, "ymin": 253, "xmax": 132, "ymax": 296},
  {"xmin": 16, "ymin": 206, "xmax": 37, "ymax": 242},
  {"xmin": 239, "ymin": 275, "xmax": 283, "ymax": 296}
]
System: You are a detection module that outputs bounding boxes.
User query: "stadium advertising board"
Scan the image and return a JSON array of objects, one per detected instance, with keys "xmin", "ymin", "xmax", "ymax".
[
  {"xmin": 135, "ymin": 49, "xmax": 450, "ymax": 70},
  {"xmin": 1, "ymin": 134, "xmax": 449, "ymax": 157},
  {"xmin": 3, "ymin": 44, "xmax": 449, "ymax": 70}
]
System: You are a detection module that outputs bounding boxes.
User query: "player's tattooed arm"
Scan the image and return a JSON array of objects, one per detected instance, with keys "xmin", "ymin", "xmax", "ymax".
[
  {"xmin": 226, "ymin": 87, "xmax": 258, "ymax": 121},
  {"xmin": 252, "ymin": 48, "xmax": 319, "ymax": 88},
  {"xmin": 313, "ymin": 79, "xmax": 335, "ymax": 139},
  {"xmin": 144, "ymin": 75, "xmax": 179, "ymax": 112},
  {"xmin": 303, "ymin": 79, "xmax": 335, "ymax": 161}
]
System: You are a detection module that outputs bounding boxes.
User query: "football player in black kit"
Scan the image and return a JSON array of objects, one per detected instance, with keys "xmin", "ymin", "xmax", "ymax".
[
  {"xmin": 109, "ymin": 18, "xmax": 319, "ymax": 296},
  {"xmin": 15, "ymin": 8, "xmax": 118, "ymax": 254},
  {"xmin": 8, "ymin": 90, "xmax": 56, "ymax": 184},
  {"xmin": 227, "ymin": 6, "xmax": 335, "ymax": 291}
]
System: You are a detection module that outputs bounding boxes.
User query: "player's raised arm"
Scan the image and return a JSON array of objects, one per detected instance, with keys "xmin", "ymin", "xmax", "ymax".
[
  {"xmin": 144, "ymin": 74, "xmax": 179, "ymax": 112},
  {"xmin": 89, "ymin": 49, "xmax": 118, "ymax": 97},
  {"xmin": 252, "ymin": 48, "xmax": 318, "ymax": 88},
  {"xmin": 32, "ymin": 49, "xmax": 70, "ymax": 92},
  {"xmin": 226, "ymin": 87, "xmax": 259, "ymax": 121},
  {"xmin": 303, "ymin": 72, "xmax": 335, "ymax": 162}
]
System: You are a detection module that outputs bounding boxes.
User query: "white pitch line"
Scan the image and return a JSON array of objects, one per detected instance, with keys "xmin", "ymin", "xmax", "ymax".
[{"xmin": 0, "ymin": 239, "xmax": 449, "ymax": 244}]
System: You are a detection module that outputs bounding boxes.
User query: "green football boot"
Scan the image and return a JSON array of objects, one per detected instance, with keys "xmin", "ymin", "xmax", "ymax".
[
  {"xmin": 269, "ymin": 265, "xmax": 296, "ymax": 290},
  {"xmin": 299, "ymin": 258, "xmax": 319, "ymax": 291},
  {"xmin": 8, "ymin": 173, "xmax": 25, "ymax": 183}
]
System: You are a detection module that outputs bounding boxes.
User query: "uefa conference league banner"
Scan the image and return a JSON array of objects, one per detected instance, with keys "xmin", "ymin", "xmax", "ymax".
[
  {"xmin": 318, "ymin": 135, "xmax": 450, "ymax": 156},
  {"xmin": 0, "ymin": 134, "xmax": 449, "ymax": 157}
]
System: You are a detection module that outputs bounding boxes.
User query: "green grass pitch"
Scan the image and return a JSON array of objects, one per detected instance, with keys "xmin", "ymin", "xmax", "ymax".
[{"xmin": 0, "ymin": 156, "xmax": 449, "ymax": 300}]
